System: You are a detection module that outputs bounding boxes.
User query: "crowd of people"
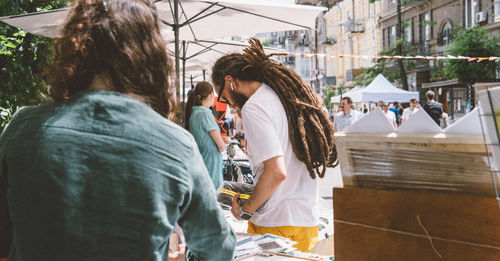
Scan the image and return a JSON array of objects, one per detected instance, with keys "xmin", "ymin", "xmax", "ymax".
[
  {"xmin": 0, "ymin": 0, "xmax": 338, "ymax": 260},
  {"xmin": 333, "ymin": 90, "xmax": 448, "ymax": 132}
]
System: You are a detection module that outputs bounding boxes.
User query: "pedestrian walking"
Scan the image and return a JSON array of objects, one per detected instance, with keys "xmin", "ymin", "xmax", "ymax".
[
  {"xmin": 401, "ymin": 98, "xmax": 420, "ymax": 124},
  {"xmin": 423, "ymin": 90, "xmax": 445, "ymax": 126}
]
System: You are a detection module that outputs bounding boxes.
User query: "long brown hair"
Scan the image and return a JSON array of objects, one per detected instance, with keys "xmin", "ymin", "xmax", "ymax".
[
  {"xmin": 211, "ymin": 38, "xmax": 338, "ymax": 179},
  {"xmin": 48, "ymin": 0, "xmax": 175, "ymax": 118},
  {"xmin": 184, "ymin": 81, "xmax": 214, "ymax": 130}
]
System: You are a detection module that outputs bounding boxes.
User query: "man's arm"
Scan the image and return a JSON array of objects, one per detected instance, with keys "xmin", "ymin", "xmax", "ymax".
[{"xmin": 231, "ymin": 155, "xmax": 286, "ymax": 218}]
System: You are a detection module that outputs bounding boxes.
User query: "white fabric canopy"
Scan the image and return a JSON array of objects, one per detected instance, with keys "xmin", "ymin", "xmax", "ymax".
[
  {"xmin": 172, "ymin": 39, "xmax": 285, "ymax": 73},
  {"xmin": 330, "ymin": 86, "xmax": 364, "ymax": 103},
  {"xmin": 349, "ymin": 74, "xmax": 419, "ymax": 103},
  {"xmin": 0, "ymin": 0, "xmax": 325, "ymax": 40},
  {"xmin": 0, "ymin": 0, "xmax": 324, "ymax": 103}
]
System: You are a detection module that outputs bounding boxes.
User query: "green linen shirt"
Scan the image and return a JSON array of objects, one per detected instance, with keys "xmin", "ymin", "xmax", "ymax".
[
  {"xmin": 189, "ymin": 106, "xmax": 223, "ymax": 189},
  {"xmin": 0, "ymin": 90, "xmax": 235, "ymax": 260}
]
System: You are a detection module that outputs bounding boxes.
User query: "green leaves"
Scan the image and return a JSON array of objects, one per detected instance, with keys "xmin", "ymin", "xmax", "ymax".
[
  {"xmin": 355, "ymin": 42, "xmax": 416, "ymax": 87},
  {"xmin": 322, "ymin": 84, "xmax": 336, "ymax": 110},
  {"xmin": 443, "ymin": 27, "xmax": 500, "ymax": 82},
  {"xmin": 0, "ymin": 106, "xmax": 14, "ymax": 133},
  {"xmin": 0, "ymin": 0, "xmax": 68, "ymax": 127}
]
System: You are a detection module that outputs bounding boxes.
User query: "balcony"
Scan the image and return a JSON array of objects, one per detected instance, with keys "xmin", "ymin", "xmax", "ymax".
[
  {"xmin": 345, "ymin": 20, "xmax": 365, "ymax": 33},
  {"xmin": 345, "ymin": 69, "xmax": 362, "ymax": 82},
  {"xmin": 321, "ymin": 37, "xmax": 336, "ymax": 45},
  {"xmin": 415, "ymin": 42, "xmax": 431, "ymax": 56}
]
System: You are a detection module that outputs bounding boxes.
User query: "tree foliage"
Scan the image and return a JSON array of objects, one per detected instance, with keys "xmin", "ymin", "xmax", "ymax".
[
  {"xmin": 443, "ymin": 27, "xmax": 500, "ymax": 82},
  {"xmin": 322, "ymin": 84, "xmax": 335, "ymax": 111},
  {"xmin": 0, "ymin": 0, "xmax": 68, "ymax": 132},
  {"xmin": 355, "ymin": 39, "xmax": 416, "ymax": 86}
]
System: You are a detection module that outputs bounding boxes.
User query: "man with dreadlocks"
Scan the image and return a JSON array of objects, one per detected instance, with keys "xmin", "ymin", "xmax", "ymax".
[{"xmin": 211, "ymin": 38, "xmax": 337, "ymax": 252}]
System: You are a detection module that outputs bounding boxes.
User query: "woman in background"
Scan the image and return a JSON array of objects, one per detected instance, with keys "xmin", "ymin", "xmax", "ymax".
[{"xmin": 185, "ymin": 81, "xmax": 228, "ymax": 189}]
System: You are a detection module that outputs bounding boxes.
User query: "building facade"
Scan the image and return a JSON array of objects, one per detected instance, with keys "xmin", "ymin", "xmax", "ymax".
[
  {"xmin": 379, "ymin": 0, "xmax": 500, "ymax": 118},
  {"xmin": 320, "ymin": 0, "xmax": 383, "ymax": 89}
]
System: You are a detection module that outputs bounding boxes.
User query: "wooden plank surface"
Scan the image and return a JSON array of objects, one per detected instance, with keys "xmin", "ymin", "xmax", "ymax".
[
  {"xmin": 333, "ymin": 186, "xmax": 500, "ymax": 260},
  {"xmin": 334, "ymin": 221, "xmax": 500, "ymax": 261}
]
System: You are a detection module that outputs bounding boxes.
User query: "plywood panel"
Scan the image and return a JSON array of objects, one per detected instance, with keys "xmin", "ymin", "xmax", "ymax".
[
  {"xmin": 334, "ymin": 221, "xmax": 500, "ymax": 261},
  {"xmin": 333, "ymin": 186, "xmax": 500, "ymax": 255}
]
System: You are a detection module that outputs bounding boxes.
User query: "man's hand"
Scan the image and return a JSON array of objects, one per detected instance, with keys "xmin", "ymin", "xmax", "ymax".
[
  {"xmin": 222, "ymin": 136, "xmax": 230, "ymax": 144},
  {"xmin": 231, "ymin": 193, "xmax": 243, "ymax": 221},
  {"xmin": 168, "ymin": 244, "xmax": 186, "ymax": 261}
]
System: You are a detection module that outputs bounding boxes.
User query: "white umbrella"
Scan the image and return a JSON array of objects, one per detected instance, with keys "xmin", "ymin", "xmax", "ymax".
[
  {"xmin": 171, "ymin": 39, "xmax": 285, "ymax": 106},
  {"xmin": 0, "ymin": 1, "xmax": 325, "ymax": 97}
]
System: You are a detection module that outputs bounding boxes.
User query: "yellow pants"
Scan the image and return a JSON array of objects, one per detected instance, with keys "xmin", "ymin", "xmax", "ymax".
[{"xmin": 248, "ymin": 221, "xmax": 318, "ymax": 252}]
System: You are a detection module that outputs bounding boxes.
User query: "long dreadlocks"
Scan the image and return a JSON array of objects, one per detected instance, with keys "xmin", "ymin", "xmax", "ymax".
[{"xmin": 211, "ymin": 38, "xmax": 338, "ymax": 179}]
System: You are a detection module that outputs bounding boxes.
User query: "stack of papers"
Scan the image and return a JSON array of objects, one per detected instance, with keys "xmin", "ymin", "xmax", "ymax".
[{"xmin": 234, "ymin": 233, "xmax": 297, "ymax": 260}]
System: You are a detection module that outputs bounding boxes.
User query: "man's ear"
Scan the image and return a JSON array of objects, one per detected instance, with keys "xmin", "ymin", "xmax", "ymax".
[{"xmin": 224, "ymin": 75, "xmax": 233, "ymax": 83}]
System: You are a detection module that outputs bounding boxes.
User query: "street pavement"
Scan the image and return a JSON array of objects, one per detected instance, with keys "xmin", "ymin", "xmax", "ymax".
[{"xmin": 318, "ymin": 166, "xmax": 343, "ymax": 210}]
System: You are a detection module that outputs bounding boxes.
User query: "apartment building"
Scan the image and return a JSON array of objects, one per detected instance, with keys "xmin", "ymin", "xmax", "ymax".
[
  {"xmin": 320, "ymin": 0, "xmax": 383, "ymax": 89},
  {"xmin": 380, "ymin": 0, "xmax": 500, "ymax": 118}
]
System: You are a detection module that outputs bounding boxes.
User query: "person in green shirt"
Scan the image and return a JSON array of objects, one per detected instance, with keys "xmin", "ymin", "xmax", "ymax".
[
  {"xmin": 0, "ymin": 1, "xmax": 235, "ymax": 260},
  {"xmin": 184, "ymin": 82, "xmax": 228, "ymax": 189}
]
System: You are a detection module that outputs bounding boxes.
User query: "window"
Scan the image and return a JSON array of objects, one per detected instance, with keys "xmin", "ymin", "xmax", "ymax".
[
  {"xmin": 382, "ymin": 28, "xmax": 387, "ymax": 47},
  {"xmin": 389, "ymin": 25, "xmax": 396, "ymax": 47},
  {"xmin": 495, "ymin": 0, "xmax": 500, "ymax": 23},
  {"xmin": 419, "ymin": 12, "xmax": 431, "ymax": 43},
  {"xmin": 424, "ymin": 12, "xmax": 431, "ymax": 41},
  {"xmin": 465, "ymin": 0, "xmax": 477, "ymax": 27},
  {"xmin": 442, "ymin": 22, "xmax": 452, "ymax": 46},
  {"xmin": 404, "ymin": 19, "xmax": 412, "ymax": 45}
]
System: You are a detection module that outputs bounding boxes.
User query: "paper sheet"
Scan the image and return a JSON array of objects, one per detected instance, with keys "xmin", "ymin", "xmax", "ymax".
[
  {"xmin": 444, "ymin": 108, "xmax": 482, "ymax": 135},
  {"xmin": 344, "ymin": 107, "xmax": 396, "ymax": 133},
  {"xmin": 477, "ymin": 86, "xmax": 500, "ymax": 171},
  {"xmin": 397, "ymin": 109, "xmax": 443, "ymax": 134}
]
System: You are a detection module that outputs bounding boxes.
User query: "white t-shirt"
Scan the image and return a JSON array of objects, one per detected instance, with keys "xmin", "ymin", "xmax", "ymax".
[
  {"xmin": 242, "ymin": 84, "xmax": 318, "ymax": 227},
  {"xmin": 401, "ymin": 107, "xmax": 419, "ymax": 122},
  {"xmin": 384, "ymin": 110, "xmax": 396, "ymax": 125}
]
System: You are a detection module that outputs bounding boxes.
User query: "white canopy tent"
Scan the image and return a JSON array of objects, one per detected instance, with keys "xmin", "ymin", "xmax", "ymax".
[
  {"xmin": 349, "ymin": 74, "xmax": 419, "ymax": 103},
  {"xmin": 330, "ymin": 86, "xmax": 365, "ymax": 104}
]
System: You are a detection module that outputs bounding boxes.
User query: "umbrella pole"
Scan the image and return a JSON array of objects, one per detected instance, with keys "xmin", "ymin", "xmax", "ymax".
[
  {"xmin": 182, "ymin": 41, "xmax": 187, "ymax": 119},
  {"xmin": 174, "ymin": 0, "xmax": 181, "ymax": 122},
  {"xmin": 190, "ymin": 75, "xmax": 193, "ymax": 89},
  {"xmin": 203, "ymin": 70, "xmax": 206, "ymax": 81}
]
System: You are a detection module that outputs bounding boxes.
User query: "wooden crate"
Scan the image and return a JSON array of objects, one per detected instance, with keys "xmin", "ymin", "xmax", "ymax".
[
  {"xmin": 333, "ymin": 186, "xmax": 500, "ymax": 261},
  {"xmin": 334, "ymin": 133, "xmax": 495, "ymax": 196}
]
